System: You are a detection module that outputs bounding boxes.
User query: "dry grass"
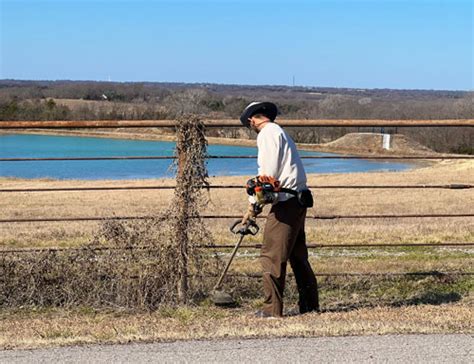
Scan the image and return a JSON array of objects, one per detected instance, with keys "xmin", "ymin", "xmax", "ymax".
[
  {"xmin": 0, "ymin": 303, "xmax": 472, "ymax": 350},
  {"xmin": 1, "ymin": 159, "xmax": 472, "ymax": 248},
  {"xmin": 0, "ymin": 159, "xmax": 472, "ymax": 346},
  {"xmin": 230, "ymin": 251, "xmax": 473, "ymax": 275},
  {"xmin": 0, "ymin": 237, "xmax": 180, "ymax": 308},
  {"xmin": 1, "ymin": 161, "xmax": 472, "ymax": 284},
  {"xmin": 319, "ymin": 132, "xmax": 435, "ymax": 155}
]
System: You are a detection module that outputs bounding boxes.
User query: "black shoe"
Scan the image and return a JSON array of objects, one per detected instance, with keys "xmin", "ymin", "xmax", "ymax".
[
  {"xmin": 288, "ymin": 306, "xmax": 320, "ymax": 316},
  {"xmin": 254, "ymin": 310, "xmax": 277, "ymax": 319},
  {"xmin": 300, "ymin": 307, "xmax": 320, "ymax": 314},
  {"xmin": 285, "ymin": 308, "xmax": 301, "ymax": 317}
]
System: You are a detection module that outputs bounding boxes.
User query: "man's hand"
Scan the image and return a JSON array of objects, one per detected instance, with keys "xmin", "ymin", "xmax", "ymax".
[{"xmin": 241, "ymin": 203, "xmax": 261, "ymax": 225}]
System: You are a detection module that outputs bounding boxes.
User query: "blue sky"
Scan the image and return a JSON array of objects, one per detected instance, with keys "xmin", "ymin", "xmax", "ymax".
[{"xmin": 0, "ymin": 0, "xmax": 472, "ymax": 90}]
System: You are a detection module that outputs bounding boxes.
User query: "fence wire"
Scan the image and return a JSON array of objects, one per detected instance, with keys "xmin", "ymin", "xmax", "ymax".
[
  {"xmin": 2, "ymin": 155, "xmax": 473, "ymax": 162},
  {"xmin": 1, "ymin": 242, "xmax": 472, "ymax": 254},
  {"xmin": 1, "ymin": 213, "xmax": 473, "ymax": 224},
  {"xmin": 0, "ymin": 184, "xmax": 472, "ymax": 193}
]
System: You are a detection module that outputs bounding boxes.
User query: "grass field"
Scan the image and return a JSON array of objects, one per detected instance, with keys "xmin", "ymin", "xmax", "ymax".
[
  {"xmin": 1, "ymin": 304, "xmax": 472, "ymax": 350},
  {"xmin": 0, "ymin": 159, "xmax": 473, "ymax": 348},
  {"xmin": 1, "ymin": 159, "xmax": 472, "ymax": 249}
]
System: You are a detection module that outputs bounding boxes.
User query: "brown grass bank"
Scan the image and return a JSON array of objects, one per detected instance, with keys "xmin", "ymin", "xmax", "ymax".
[
  {"xmin": 1, "ymin": 303, "xmax": 472, "ymax": 350},
  {"xmin": 1, "ymin": 159, "xmax": 472, "ymax": 249},
  {"xmin": 0, "ymin": 160, "xmax": 472, "ymax": 347}
]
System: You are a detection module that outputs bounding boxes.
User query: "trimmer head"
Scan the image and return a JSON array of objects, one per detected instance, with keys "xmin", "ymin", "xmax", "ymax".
[{"xmin": 211, "ymin": 289, "xmax": 237, "ymax": 307}]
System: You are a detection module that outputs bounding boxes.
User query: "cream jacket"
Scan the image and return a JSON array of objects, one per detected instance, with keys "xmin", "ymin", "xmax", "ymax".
[{"xmin": 254, "ymin": 122, "xmax": 308, "ymax": 202}]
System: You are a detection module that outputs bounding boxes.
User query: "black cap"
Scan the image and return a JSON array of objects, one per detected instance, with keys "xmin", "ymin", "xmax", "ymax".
[{"xmin": 240, "ymin": 102, "xmax": 278, "ymax": 127}]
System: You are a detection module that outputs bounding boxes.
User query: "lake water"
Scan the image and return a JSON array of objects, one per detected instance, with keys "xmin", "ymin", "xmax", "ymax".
[{"xmin": 0, "ymin": 134, "xmax": 412, "ymax": 180}]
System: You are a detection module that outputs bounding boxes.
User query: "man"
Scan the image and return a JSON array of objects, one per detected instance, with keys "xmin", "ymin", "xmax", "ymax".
[{"xmin": 240, "ymin": 101, "xmax": 319, "ymax": 318}]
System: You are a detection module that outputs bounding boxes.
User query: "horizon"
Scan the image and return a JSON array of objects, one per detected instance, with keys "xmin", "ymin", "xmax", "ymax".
[
  {"xmin": 1, "ymin": 1, "xmax": 472, "ymax": 91},
  {"xmin": 0, "ymin": 78, "xmax": 471, "ymax": 93}
]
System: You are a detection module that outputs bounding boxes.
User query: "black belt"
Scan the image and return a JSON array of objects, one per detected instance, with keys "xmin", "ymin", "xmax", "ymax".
[
  {"xmin": 279, "ymin": 188, "xmax": 299, "ymax": 196},
  {"xmin": 279, "ymin": 188, "xmax": 314, "ymax": 208}
]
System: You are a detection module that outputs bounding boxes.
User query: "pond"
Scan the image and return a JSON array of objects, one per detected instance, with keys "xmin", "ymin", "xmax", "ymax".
[{"xmin": 0, "ymin": 134, "xmax": 413, "ymax": 180}]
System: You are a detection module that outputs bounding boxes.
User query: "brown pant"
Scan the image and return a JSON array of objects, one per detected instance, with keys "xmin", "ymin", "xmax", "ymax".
[{"xmin": 261, "ymin": 197, "xmax": 319, "ymax": 317}]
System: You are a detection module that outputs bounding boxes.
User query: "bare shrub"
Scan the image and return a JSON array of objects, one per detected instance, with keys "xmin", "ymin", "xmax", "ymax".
[
  {"xmin": 0, "ymin": 115, "xmax": 219, "ymax": 309},
  {"xmin": 0, "ymin": 234, "xmax": 181, "ymax": 308}
]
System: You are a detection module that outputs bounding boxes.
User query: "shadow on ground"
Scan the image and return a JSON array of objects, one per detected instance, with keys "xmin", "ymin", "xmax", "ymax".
[
  {"xmin": 320, "ymin": 292, "xmax": 463, "ymax": 314},
  {"xmin": 391, "ymin": 291, "xmax": 463, "ymax": 307}
]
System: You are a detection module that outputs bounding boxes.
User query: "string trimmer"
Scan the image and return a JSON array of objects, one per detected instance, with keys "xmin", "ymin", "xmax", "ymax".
[{"xmin": 211, "ymin": 219, "xmax": 259, "ymax": 306}]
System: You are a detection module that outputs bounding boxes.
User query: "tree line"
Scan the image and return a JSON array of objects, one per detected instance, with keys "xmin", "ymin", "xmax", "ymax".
[{"xmin": 0, "ymin": 80, "xmax": 472, "ymax": 153}]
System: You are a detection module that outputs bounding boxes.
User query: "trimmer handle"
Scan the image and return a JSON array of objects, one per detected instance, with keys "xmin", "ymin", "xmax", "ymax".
[{"xmin": 230, "ymin": 219, "xmax": 259, "ymax": 236}]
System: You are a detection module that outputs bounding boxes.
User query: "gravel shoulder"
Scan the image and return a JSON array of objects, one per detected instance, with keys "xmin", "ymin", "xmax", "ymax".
[{"xmin": 1, "ymin": 334, "xmax": 472, "ymax": 364}]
